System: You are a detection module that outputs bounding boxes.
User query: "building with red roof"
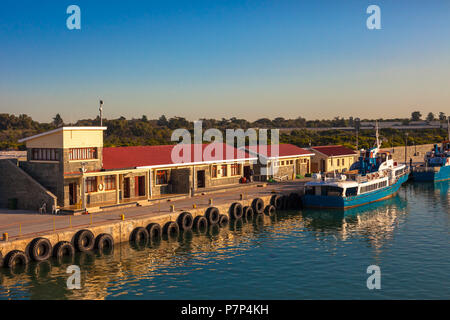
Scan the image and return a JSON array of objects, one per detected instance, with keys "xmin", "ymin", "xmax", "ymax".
[
  {"xmin": 12, "ymin": 127, "xmax": 259, "ymax": 212},
  {"xmin": 309, "ymin": 145, "xmax": 357, "ymax": 173},
  {"xmin": 241, "ymin": 144, "xmax": 315, "ymax": 181}
]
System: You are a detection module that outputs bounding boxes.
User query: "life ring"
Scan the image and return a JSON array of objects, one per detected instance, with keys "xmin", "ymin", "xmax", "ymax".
[
  {"xmin": 98, "ymin": 183, "xmax": 104, "ymax": 191},
  {"xmin": 367, "ymin": 174, "xmax": 371, "ymax": 180}
]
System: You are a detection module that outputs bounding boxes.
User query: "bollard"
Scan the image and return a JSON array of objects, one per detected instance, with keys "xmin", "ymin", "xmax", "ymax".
[
  {"xmin": 240, "ymin": 193, "xmax": 244, "ymax": 200},
  {"xmin": 3, "ymin": 233, "xmax": 8, "ymax": 241},
  {"xmin": 170, "ymin": 205, "xmax": 175, "ymax": 212},
  {"xmin": 208, "ymin": 198, "xmax": 213, "ymax": 205},
  {"xmin": 69, "ymin": 216, "xmax": 72, "ymax": 228},
  {"xmin": 120, "ymin": 214, "xmax": 125, "ymax": 221},
  {"xmin": 193, "ymin": 204, "xmax": 196, "ymax": 209}
]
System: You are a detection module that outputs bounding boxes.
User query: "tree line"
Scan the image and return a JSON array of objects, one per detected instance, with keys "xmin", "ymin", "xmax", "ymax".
[{"xmin": 0, "ymin": 112, "xmax": 448, "ymax": 150}]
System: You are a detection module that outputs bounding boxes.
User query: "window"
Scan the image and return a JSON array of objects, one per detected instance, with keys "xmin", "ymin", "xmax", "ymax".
[
  {"xmin": 85, "ymin": 177, "xmax": 97, "ymax": 193},
  {"xmin": 290, "ymin": 160, "xmax": 294, "ymax": 165},
  {"xmin": 221, "ymin": 165, "xmax": 228, "ymax": 177},
  {"xmin": 281, "ymin": 161, "xmax": 285, "ymax": 166},
  {"xmin": 69, "ymin": 147, "xmax": 97, "ymax": 161},
  {"xmin": 345, "ymin": 187, "xmax": 358, "ymax": 197},
  {"xmin": 337, "ymin": 159, "xmax": 340, "ymax": 166},
  {"xmin": 231, "ymin": 163, "xmax": 240, "ymax": 176},
  {"xmin": 156, "ymin": 170, "xmax": 168, "ymax": 185},
  {"xmin": 31, "ymin": 148, "xmax": 58, "ymax": 161},
  {"xmin": 211, "ymin": 165, "xmax": 217, "ymax": 178},
  {"xmin": 104, "ymin": 175, "xmax": 116, "ymax": 191}
]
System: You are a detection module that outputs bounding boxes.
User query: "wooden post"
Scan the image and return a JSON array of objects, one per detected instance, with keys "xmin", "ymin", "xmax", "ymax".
[{"xmin": 115, "ymin": 174, "xmax": 120, "ymax": 204}]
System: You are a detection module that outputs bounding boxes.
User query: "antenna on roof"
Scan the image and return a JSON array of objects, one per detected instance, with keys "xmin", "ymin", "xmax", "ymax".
[{"xmin": 99, "ymin": 100, "xmax": 104, "ymax": 127}]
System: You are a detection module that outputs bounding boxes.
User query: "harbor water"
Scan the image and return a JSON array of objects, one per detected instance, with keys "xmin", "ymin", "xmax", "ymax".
[{"xmin": 0, "ymin": 181, "xmax": 449, "ymax": 299}]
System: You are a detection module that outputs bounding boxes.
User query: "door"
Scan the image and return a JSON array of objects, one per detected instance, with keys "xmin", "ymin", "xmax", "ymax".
[
  {"xmin": 124, "ymin": 177, "xmax": 130, "ymax": 198},
  {"xmin": 197, "ymin": 170, "xmax": 205, "ymax": 188},
  {"xmin": 321, "ymin": 159, "xmax": 326, "ymax": 172},
  {"xmin": 244, "ymin": 166, "xmax": 251, "ymax": 180},
  {"xmin": 135, "ymin": 176, "xmax": 146, "ymax": 197},
  {"xmin": 69, "ymin": 183, "xmax": 77, "ymax": 205}
]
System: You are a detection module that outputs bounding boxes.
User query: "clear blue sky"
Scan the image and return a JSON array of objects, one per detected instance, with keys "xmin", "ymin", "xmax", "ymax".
[{"xmin": 1, "ymin": 0, "xmax": 449, "ymax": 123}]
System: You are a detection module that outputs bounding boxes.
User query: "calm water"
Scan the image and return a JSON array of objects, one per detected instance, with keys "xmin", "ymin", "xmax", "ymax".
[{"xmin": 0, "ymin": 181, "xmax": 449, "ymax": 300}]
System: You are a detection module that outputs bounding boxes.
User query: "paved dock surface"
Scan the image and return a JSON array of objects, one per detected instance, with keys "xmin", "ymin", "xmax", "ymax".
[{"xmin": 0, "ymin": 180, "xmax": 307, "ymax": 240}]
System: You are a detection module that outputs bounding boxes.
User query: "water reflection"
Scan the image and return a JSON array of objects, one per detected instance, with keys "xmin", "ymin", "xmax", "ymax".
[{"xmin": 0, "ymin": 183, "xmax": 448, "ymax": 300}]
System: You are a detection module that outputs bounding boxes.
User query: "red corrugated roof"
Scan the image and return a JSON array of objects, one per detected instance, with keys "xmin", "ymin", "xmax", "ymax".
[
  {"xmin": 311, "ymin": 145, "xmax": 356, "ymax": 157},
  {"xmin": 244, "ymin": 144, "xmax": 313, "ymax": 158},
  {"xmin": 102, "ymin": 143, "xmax": 255, "ymax": 170}
]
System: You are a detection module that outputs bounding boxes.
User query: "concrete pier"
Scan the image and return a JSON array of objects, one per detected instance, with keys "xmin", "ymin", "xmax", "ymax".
[{"xmin": 0, "ymin": 181, "xmax": 307, "ymax": 261}]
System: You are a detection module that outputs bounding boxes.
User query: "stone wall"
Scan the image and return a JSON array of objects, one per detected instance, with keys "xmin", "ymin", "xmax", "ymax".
[
  {"xmin": 0, "ymin": 159, "xmax": 57, "ymax": 211},
  {"xmin": 380, "ymin": 143, "xmax": 434, "ymax": 163}
]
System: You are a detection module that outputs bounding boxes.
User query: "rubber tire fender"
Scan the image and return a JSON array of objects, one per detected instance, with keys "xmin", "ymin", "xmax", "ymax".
[
  {"xmin": 193, "ymin": 216, "xmax": 208, "ymax": 233},
  {"xmin": 205, "ymin": 207, "xmax": 220, "ymax": 225},
  {"xmin": 95, "ymin": 233, "xmax": 114, "ymax": 251},
  {"xmin": 74, "ymin": 229, "xmax": 95, "ymax": 252},
  {"xmin": 130, "ymin": 227, "xmax": 149, "ymax": 244},
  {"xmin": 243, "ymin": 206, "xmax": 254, "ymax": 220},
  {"xmin": 162, "ymin": 221, "xmax": 180, "ymax": 238},
  {"xmin": 252, "ymin": 198, "xmax": 264, "ymax": 214},
  {"xmin": 218, "ymin": 214, "xmax": 230, "ymax": 227},
  {"xmin": 146, "ymin": 223, "xmax": 162, "ymax": 240},
  {"xmin": 229, "ymin": 202, "xmax": 243, "ymax": 220},
  {"xmin": 29, "ymin": 237, "xmax": 52, "ymax": 262},
  {"xmin": 53, "ymin": 241, "xmax": 75, "ymax": 259},
  {"xmin": 4, "ymin": 250, "xmax": 28, "ymax": 268},
  {"xmin": 264, "ymin": 204, "xmax": 276, "ymax": 216},
  {"xmin": 176, "ymin": 212, "xmax": 194, "ymax": 230}
]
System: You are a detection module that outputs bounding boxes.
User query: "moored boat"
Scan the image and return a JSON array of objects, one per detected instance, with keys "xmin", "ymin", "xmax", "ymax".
[
  {"xmin": 302, "ymin": 125, "xmax": 409, "ymax": 209},
  {"xmin": 411, "ymin": 141, "xmax": 450, "ymax": 182}
]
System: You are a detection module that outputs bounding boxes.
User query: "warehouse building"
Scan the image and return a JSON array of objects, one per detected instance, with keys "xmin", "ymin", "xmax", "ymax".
[{"xmin": 309, "ymin": 145, "xmax": 357, "ymax": 173}]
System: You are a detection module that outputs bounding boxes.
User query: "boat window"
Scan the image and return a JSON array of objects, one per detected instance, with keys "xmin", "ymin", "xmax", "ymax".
[
  {"xmin": 345, "ymin": 187, "xmax": 358, "ymax": 197},
  {"xmin": 321, "ymin": 186, "xmax": 343, "ymax": 197}
]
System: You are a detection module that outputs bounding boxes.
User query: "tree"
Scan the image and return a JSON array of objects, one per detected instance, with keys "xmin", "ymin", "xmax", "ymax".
[
  {"xmin": 438, "ymin": 112, "xmax": 446, "ymax": 121},
  {"xmin": 141, "ymin": 115, "xmax": 148, "ymax": 122},
  {"xmin": 426, "ymin": 112, "xmax": 435, "ymax": 122},
  {"xmin": 157, "ymin": 115, "xmax": 168, "ymax": 127},
  {"xmin": 52, "ymin": 114, "xmax": 64, "ymax": 127},
  {"xmin": 411, "ymin": 111, "xmax": 422, "ymax": 121}
]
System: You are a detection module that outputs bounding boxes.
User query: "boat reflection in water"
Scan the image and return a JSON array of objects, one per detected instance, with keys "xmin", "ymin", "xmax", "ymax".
[{"xmin": 301, "ymin": 194, "xmax": 408, "ymax": 250}]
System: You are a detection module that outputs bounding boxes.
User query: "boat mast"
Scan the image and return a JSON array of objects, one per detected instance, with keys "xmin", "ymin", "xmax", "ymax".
[{"xmin": 375, "ymin": 120, "xmax": 380, "ymax": 149}]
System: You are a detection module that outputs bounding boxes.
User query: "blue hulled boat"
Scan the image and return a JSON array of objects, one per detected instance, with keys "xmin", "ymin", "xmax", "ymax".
[
  {"xmin": 302, "ymin": 126, "xmax": 409, "ymax": 209},
  {"xmin": 411, "ymin": 141, "xmax": 450, "ymax": 182}
]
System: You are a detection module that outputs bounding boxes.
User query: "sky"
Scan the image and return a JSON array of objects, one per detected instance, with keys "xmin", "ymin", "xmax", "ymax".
[{"xmin": 1, "ymin": 0, "xmax": 449, "ymax": 123}]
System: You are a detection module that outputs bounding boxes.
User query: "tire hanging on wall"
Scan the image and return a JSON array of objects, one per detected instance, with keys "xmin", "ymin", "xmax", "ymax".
[
  {"xmin": 251, "ymin": 198, "xmax": 264, "ymax": 214},
  {"xmin": 176, "ymin": 212, "xmax": 194, "ymax": 231},
  {"xmin": 4, "ymin": 250, "xmax": 28, "ymax": 270},
  {"xmin": 146, "ymin": 223, "xmax": 162, "ymax": 241},
  {"xmin": 229, "ymin": 202, "xmax": 243, "ymax": 220},
  {"xmin": 243, "ymin": 206, "xmax": 254, "ymax": 220},
  {"xmin": 162, "ymin": 221, "xmax": 180, "ymax": 239},
  {"xmin": 73, "ymin": 229, "xmax": 95, "ymax": 252},
  {"xmin": 193, "ymin": 216, "xmax": 208, "ymax": 233},
  {"xmin": 264, "ymin": 204, "xmax": 276, "ymax": 217},
  {"xmin": 53, "ymin": 241, "xmax": 75, "ymax": 262},
  {"xmin": 29, "ymin": 237, "xmax": 52, "ymax": 262},
  {"xmin": 270, "ymin": 195, "xmax": 283, "ymax": 209},
  {"xmin": 218, "ymin": 214, "xmax": 229, "ymax": 227},
  {"xmin": 130, "ymin": 227, "xmax": 149, "ymax": 245},
  {"xmin": 95, "ymin": 233, "xmax": 114, "ymax": 254},
  {"xmin": 205, "ymin": 207, "xmax": 220, "ymax": 225}
]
